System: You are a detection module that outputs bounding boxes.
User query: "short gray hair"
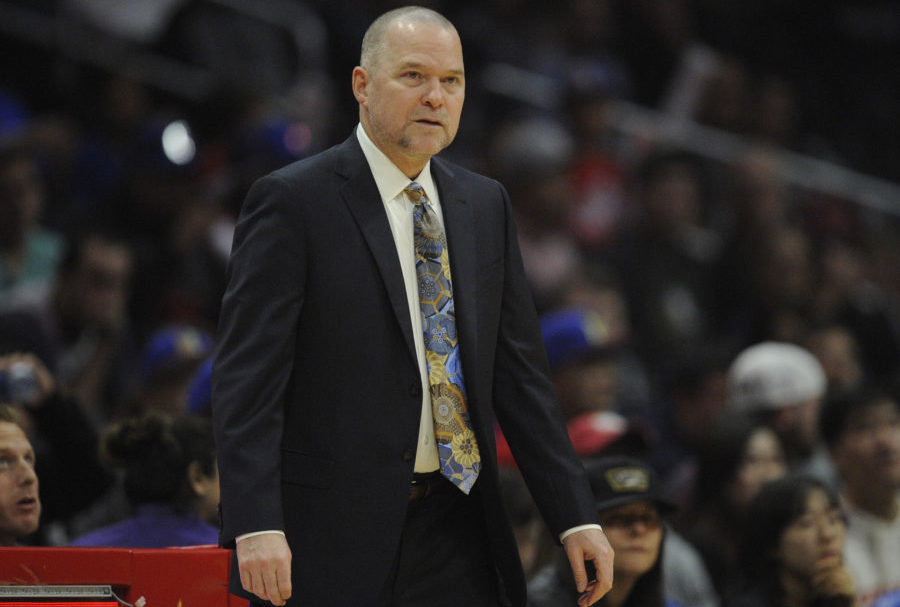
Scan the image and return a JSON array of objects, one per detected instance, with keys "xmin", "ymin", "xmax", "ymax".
[{"xmin": 360, "ymin": 6, "xmax": 456, "ymax": 71}]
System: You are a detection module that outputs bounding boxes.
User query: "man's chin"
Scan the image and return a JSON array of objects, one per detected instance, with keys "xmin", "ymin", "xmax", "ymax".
[
  {"xmin": 18, "ymin": 514, "xmax": 41, "ymax": 536},
  {"xmin": 402, "ymin": 133, "xmax": 452, "ymax": 156}
]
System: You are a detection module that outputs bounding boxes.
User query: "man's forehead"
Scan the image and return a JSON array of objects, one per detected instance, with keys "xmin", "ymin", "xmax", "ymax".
[
  {"xmin": 384, "ymin": 21, "xmax": 460, "ymax": 54},
  {"xmin": 0, "ymin": 422, "xmax": 30, "ymax": 449},
  {"xmin": 395, "ymin": 59, "xmax": 464, "ymax": 75}
]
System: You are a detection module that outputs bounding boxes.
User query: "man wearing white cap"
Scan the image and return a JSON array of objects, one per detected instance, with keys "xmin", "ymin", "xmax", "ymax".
[{"xmin": 725, "ymin": 341, "xmax": 833, "ymax": 480}]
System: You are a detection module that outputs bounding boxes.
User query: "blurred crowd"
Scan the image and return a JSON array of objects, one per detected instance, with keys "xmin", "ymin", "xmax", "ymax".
[{"xmin": 1, "ymin": 0, "xmax": 898, "ymax": 606}]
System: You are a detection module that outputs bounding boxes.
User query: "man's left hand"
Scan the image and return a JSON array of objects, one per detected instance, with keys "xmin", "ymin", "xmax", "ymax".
[{"xmin": 562, "ymin": 528, "xmax": 614, "ymax": 607}]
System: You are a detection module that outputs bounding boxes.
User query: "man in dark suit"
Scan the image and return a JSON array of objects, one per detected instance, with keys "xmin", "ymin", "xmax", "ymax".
[{"xmin": 212, "ymin": 6, "xmax": 613, "ymax": 607}]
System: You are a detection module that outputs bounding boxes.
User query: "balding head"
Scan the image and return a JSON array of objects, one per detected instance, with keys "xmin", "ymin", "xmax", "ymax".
[
  {"xmin": 360, "ymin": 6, "xmax": 457, "ymax": 72},
  {"xmin": 352, "ymin": 5, "xmax": 464, "ymax": 177}
]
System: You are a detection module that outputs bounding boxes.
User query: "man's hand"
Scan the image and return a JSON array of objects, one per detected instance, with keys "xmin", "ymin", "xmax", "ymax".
[
  {"xmin": 236, "ymin": 533, "xmax": 293, "ymax": 605},
  {"xmin": 562, "ymin": 528, "xmax": 614, "ymax": 607}
]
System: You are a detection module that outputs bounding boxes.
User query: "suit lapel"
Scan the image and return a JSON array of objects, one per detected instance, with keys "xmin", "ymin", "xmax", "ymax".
[{"xmin": 336, "ymin": 137, "xmax": 418, "ymax": 363}]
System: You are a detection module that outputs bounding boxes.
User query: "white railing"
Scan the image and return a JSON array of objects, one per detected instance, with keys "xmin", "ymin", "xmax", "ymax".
[{"xmin": 607, "ymin": 101, "xmax": 900, "ymax": 215}]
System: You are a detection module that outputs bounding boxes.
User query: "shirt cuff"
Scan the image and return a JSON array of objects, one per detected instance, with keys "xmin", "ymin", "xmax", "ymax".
[
  {"xmin": 236, "ymin": 530, "xmax": 286, "ymax": 543},
  {"xmin": 559, "ymin": 523, "xmax": 603, "ymax": 542}
]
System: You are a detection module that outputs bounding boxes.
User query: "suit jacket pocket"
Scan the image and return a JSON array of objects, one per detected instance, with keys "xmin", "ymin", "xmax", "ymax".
[{"xmin": 281, "ymin": 449, "xmax": 336, "ymax": 488}]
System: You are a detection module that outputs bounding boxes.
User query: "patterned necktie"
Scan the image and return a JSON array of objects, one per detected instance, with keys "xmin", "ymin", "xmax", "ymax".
[{"xmin": 406, "ymin": 181, "xmax": 480, "ymax": 494}]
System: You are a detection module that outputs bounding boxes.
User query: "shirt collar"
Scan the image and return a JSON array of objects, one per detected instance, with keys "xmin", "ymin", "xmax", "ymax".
[{"xmin": 356, "ymin": 123, "xmax": 438, "ymax": 204}]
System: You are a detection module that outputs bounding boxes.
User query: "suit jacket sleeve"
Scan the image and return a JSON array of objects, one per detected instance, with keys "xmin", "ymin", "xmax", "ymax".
[
  {"xmin": 212, "ymin": 173, "xmax": 307, "ymax": 546},
  {"xmin": 486, "ymin": 182, "xmax": 598, "ymax": 538}
]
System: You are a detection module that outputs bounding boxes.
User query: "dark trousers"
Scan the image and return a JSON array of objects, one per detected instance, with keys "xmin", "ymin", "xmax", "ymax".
[{"xmin": 376, "ymin": 477, "xmax": 500, "ymax": 607}]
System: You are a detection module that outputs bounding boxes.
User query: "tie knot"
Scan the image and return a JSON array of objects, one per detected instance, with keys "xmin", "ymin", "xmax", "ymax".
[{"xmin": 405, "ymin": 182, "xmax": 426, "ymax": 203}]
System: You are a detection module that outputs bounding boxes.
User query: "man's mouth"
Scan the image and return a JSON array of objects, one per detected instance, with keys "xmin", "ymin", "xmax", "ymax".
[
  {"xmin": 414, "ymin": 118, "xmax": 444, "ymax": 127},
  {"xmin": 16, "ymin": 497, "xmax": 38, "ymax": 511}
]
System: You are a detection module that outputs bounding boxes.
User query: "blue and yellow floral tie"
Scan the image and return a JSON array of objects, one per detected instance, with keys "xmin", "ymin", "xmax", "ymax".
[{"xmin": 406, "ymin": 181, "xmax": 480, "ymax": 494}]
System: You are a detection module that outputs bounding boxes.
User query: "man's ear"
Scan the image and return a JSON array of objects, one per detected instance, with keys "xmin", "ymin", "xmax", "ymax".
[
  {"xmin": 352, "ymin": 66, "xmax": 369, "ymax": 106},
  {"xmin": 188, "ymin": 461, "xmax": 210, "ymax": 497}
]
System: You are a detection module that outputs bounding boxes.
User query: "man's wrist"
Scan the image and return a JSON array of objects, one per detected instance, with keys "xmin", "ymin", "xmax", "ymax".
[
  {"xmin": 236, "ymin": 530, "xmax": 286, "ymax": 543},
  {"xmin": 559, "ymin": 523, "xmax": 603, "ymax": 543}
]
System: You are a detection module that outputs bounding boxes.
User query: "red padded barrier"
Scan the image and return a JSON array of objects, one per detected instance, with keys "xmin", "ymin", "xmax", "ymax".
[{"xmin": 0, "ymin": 546, "xmax": 245, "ymax": 607}]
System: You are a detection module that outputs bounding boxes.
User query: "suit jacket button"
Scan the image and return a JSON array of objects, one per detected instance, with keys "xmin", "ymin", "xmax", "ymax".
[
  {"xmin": 409, "ymin": 383, "xmax": 421, "ymax": 397},
  {"xmin": 402, "ymin": 449, "xmax": 414, "ymax": 461}
]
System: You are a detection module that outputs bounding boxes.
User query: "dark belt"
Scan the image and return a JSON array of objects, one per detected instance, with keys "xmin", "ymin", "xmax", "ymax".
[{"xmin": 409, "ymin": 471, "xmax": 444, "ymax": 502}]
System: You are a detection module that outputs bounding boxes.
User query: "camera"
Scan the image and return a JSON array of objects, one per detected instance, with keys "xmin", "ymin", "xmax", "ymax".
[{"xmin": 0, "ymin": 361, "xmax": 40, "ymax": 404}]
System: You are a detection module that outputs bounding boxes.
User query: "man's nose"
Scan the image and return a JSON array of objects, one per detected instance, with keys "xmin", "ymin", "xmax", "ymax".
[
  {"xmin": 421, "ymin": 79, "xmax": 444, "ymax": 107},
  {"xmin": 18, "ymin": 461, "xmax": 37, "ymax": 485}
]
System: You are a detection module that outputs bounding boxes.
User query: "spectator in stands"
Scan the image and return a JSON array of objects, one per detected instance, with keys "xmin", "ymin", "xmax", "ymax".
[
  {"xmin": 540, "ymin": 307, "xmax": 623, "ymax": 421},
  {"xmin": 725, "ymin": 341, "xmax": 832, "ymax": 482},
  {"xmin": 730, "ymin": 474, "xmax": 855, "ymax": 607},
  {"xmin": 553, "ymin": 268, "xmax": 656, "ymax": 422},
  {"xmin": 18, "ymin": 230, "xmax": 138, "ymax": 426},
  {"xmin": 0, "ymin": 404, "xmax": 40, "ymax": 546},
  {"xmin": 0, "ymin": 142, "xmax": 64, "ymax": 307},
  {"xmin": 653, "ymin": 346, "xmax": 729, "ymax": 477},
  {"xmin": 748, "ymin": 75, "xmax": 801, "ymax": 150},
  {"xmin": 678, "ymin": 413, "xmax": 788, "ymax": 601},
  {"xmin": 804, "ymin": 324, "xmax": 864, "ymax": 396},
  {"xmin": 739, "ymin": 225, "xmax": 816, "ymax": 345},
  {"xmin": 610, "ymin": 149, "xmax": 722, "ymax": 376},
  {"xmin": 0, "ymin": 352, "xmax": 110, "ymax": 545},
  {"xmin": 488, "ymin": 117, "xmax": 584, "ymax": 310},
  {"xmin": 504, "ymin": 402, "xmax": 719, "ymax": 607},
  {"xmin": 820, "ymin": 387, "xmax": 900, "ymax": 607},
  {"xmin": 812, "ymin": 238, "xmax": 900, "ymax": 385},
  {"xmin": 692, "ymin": 58, "xmax": 750, "ymax": 135},
  {"xmin": 713, "ymin": 149, "xmax": 796, "ymax": 347},
  {"xmin": 528, "ymin": 456, "xmax": 684, "ymax": 607},
  {"xmin": 70, "ymin": 412, "xmax": 218, "ymax": 548},
  {"xmin": 564, "ymin": 60, "xmax": 629, "ymax": 252},
  {"xmin": 127, "ymin": 324, "xmax": 213, "ymax": 417}
]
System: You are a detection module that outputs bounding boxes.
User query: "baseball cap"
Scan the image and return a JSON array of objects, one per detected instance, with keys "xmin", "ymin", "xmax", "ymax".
[
  {"xmin": 541, "ymin": 308, "xmax": 617, "ymax": 371},
  {"xmin": 583, "ymin": 456, "xmax": 675, "ymax": 513},
  {"xmin": 141, "ymin": 325, "xmax": 213, "ymax": 383},
  {"xmin": 726, "ymin": 341, "xmax": 826, "ymax": 411}
]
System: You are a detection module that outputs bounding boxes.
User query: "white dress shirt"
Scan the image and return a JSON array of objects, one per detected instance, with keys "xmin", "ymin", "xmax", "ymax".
[{"xmin": 356, "ymin": 123, "xmax": 441, "ymax": 473}]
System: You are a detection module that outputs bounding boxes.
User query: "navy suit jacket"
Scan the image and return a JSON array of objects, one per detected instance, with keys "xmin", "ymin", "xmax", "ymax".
[{"xmin": 212, "ymin": 134, "xmax": 598, "ymax": 606}]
